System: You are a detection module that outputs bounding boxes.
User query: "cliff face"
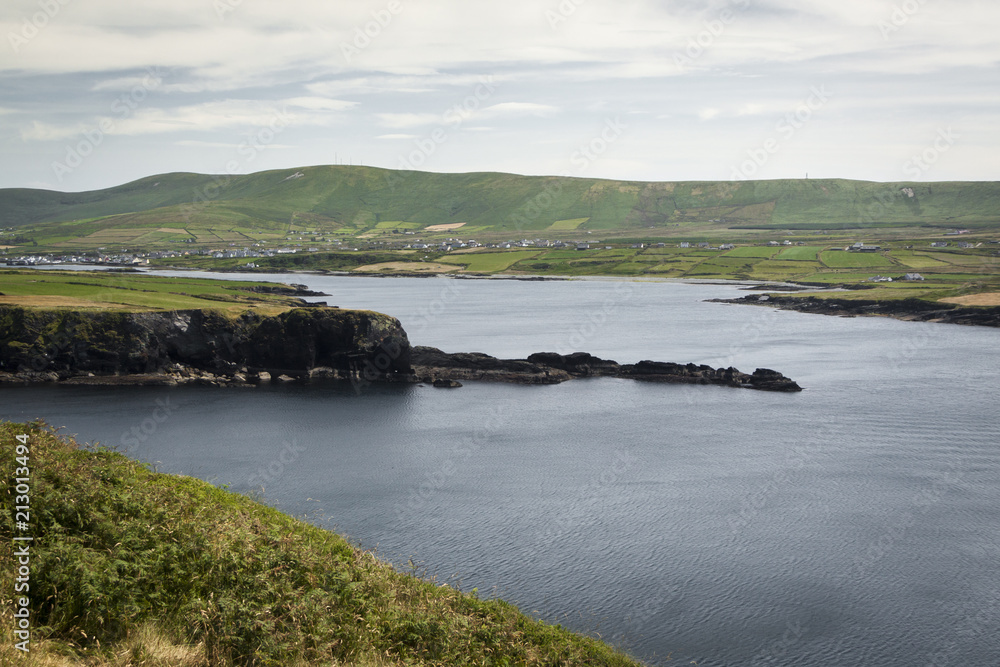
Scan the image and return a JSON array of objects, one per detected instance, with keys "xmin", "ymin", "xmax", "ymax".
[{"xmin": 0, "ymin": 307, "xmax": 412, "ymax": 381}]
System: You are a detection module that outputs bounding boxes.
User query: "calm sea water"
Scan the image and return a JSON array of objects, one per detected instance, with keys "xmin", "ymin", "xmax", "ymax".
[{"xmin": 3, "ymin": 272, "xmax": 999, "ymax": 666}]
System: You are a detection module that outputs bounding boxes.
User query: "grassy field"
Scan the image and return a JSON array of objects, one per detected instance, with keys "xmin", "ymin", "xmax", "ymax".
[
  {"xmin": 0, "ymin": 421, "xmax": 645, "ymax": 667},
  {"xmin": 892, "ymin": 251, "xmax": 951, "ymax": 268},
  {"xmin": 723, "ymin": 246, "xmax": 780, "ymax": 258},
  {"xmin": 0, "ymin": 270, "xmax": 308, "ymax": 313},
  {"xmin": 437, "ymin": 250, "xmax": 541, "ymax": 272},
  {"xmin": 819, "ymin": 251, "xmax": 895, "ymax": 268},
  {"xmin": 776, "ymin": 246, "xmax": 823, "ymax": 261},
  {"xmin": 8, "ymin": 240, "xmax": 997, "ymax": 304},
  {"xmin": 547, "ymin": 218, "xmax": 590, "ymax": 231}
]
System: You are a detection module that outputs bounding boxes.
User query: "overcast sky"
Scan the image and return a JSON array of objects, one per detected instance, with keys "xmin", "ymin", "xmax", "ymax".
[{"xmin": 1, "ymin": 0, "xmax": 998, "ymax": 192}]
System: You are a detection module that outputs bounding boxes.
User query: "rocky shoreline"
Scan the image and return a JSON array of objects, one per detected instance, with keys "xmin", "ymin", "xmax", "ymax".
[
  {"xmin": 0, "ymin": 305, "xmax": 802, "ymax": 391},
  {"xmin": 411, "ymin": 347, "xmax": 802, "ymax": 391},
  {"xmin": 710, "ymin": 295, "xmax": 1000, "ymax": 327},
  {"xmin": 0, "ymin": 348, "xmax": 803, "ymax": 392}
]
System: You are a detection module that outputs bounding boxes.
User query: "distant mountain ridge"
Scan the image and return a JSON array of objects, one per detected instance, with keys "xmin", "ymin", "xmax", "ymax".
[{"xmin": 2, "ymin": 166, "xmax": 998, "ymax": 235}]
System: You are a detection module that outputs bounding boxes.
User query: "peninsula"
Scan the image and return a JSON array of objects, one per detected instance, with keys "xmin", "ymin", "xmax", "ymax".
[{"xmin": 0, "ymin": 271, "xmax": 801, "ymax": 390}]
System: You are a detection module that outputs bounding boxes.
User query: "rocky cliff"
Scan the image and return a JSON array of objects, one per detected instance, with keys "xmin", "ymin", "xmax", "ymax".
[
  {"xmin": 0, "ymin": 307, "xmax": 802, "ymax": 391},
  {"xmin": 0, "ymin": 306, "xmax": 411, "ymax": 384}
]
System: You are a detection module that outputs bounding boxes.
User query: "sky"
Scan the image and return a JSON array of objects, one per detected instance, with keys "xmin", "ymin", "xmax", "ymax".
[{"xmin": 1, "ymin": 0, "xmax": 998, "ymax": 192}]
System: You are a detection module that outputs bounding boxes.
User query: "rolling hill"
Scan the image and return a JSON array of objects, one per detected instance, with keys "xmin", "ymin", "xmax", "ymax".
[{"xmin": 2, "ymin": 167, "xmax": 999, "ymax": 248}]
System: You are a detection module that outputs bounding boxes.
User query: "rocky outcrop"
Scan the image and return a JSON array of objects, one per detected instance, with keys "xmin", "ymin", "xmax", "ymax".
[
  {"xmin": 617, "ymin": 360, "xmax": 801, "ymax": 391},
  {"xmin": 413, "ymin": 348, "xmax": 801, "ymax": 392},
  {"xmin": 411, "ymin": 346, "xmax": 571, "ymax": 384},
  {"xmin": 711, "ymin": 295, "xmax": 1000, "ymax": 327},
  {"xmin": 236, "ymin": 283, "xmax": 330, "ymax": 297},
  {"xmin": 525, "ymin": 351, "xmax": 621, "ymax": 377},
  {"xmin": 0, "ymin": 308, "xmax": 802, "ymax": 391},
  {"xmin": 0, "ymin": 306, "xmax": 410, "ymax": 384}
]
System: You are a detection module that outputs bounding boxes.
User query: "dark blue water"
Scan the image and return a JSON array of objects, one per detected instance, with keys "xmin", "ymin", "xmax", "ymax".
[{"xmin": 3, "ymin": 274, "xmax": 999, "ymax": 666}]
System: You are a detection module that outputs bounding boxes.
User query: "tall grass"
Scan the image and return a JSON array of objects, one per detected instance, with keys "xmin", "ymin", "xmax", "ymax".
[{"xmin": 0, "ymin": 421, "xmax": 646, "ymax": 666}]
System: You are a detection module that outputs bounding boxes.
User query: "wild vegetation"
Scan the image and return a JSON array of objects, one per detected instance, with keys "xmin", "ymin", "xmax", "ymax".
[{"xmin": 0, "ymin": 421, "xmax": 645, "ymax": 666}]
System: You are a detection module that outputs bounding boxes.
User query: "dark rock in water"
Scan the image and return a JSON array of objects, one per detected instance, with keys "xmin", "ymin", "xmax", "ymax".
[
  {"xmin": 432, "ymin": 378, "xmax": 463, "ymax": 388},
  {"xmin": 617, "ymin": 360, "xmax": 801, "ymax": 392},
  {"xmin": 413, "ymin": 346, "xmax": 801, "ymax": 392},
  {"xmin": 411, "ymin": 346, "xmax": 570, "ymax": 384},
  {"xmin": 747, "ymin": 368, "xmax": 802, "ymax": 392},
  {"xmin": 526, "ymin": 351, "xmax": 620, "ymax": 376}
]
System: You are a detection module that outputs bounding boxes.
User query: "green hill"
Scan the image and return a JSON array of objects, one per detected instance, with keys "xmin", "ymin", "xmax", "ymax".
[
  {"xmin": 0, "ymin": 421, "xmax": 645, "ymax": 666},
  {"xmin": 2, "ymin": 167, "xmax": 999, "ymax": 248}
]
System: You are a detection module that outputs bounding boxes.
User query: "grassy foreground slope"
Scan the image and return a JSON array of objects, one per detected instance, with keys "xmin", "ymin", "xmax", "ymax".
[{"xmin": 0, "ymin": 421, "xmax": 644, "ymax": 666}]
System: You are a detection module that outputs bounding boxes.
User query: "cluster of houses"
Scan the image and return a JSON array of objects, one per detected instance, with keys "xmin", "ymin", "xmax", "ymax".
[
  {"xmin": 2, "ymin": 253, "xmax": 150, "ymax": 266},
  {"xmin": 406, "ymin": 239, "xmax": 480, "ymax": 251},
  {"xmin": 678, "ymin": 242, "xmax": 737, "ymax": 250},
  {"xmin": 1, "ymin": 245, "xmax": 306, "ymax": 267},
  {"xmin": 404, "ymin": 238, "xmax": 615, "ymax": 252},
  {"xmin": 932, "ymin": 240, "xmax": 980, "ymax": 248},
  {"xmin": 866, "ymin": 273, "xmax": 925, "ymax": 283}
]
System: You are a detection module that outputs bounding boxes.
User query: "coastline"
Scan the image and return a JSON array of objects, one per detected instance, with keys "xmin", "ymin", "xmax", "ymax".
[
  {"xmin": 710, "ymin": 294, "xmax": 1000, "ymax": 327},
  {"xmin": 10, "ymin": 263, "xmax": 1000, "ymax": 328}
]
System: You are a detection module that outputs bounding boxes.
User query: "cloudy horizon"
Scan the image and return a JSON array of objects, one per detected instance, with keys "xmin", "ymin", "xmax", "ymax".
[{"xmin": 1, "ymin": 0, "xmax": 998, "ymax": 192}]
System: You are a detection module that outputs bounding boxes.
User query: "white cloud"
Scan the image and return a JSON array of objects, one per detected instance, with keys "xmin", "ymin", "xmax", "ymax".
[
  {"xmin": 737, "ymin": 103, "xmax": 765, "ymax": 116},
  {"xmin": 2, "ymin": 0, "xmax": 999, "ymax": 186},
  {"xmin": 283, "ymin": 97, "xmax": 358, "ymax": 111},
  {"xmin": 376, "ymin": 113, "xmax": 441, "ymax": 129},
  {"xmin": 20, "ymin": 121, "xmax": 88, "ymax": 142},
  {"xmin": 481, "ymin": 102, "xmax": 559, "ymax": 118},
  {"xmin": 174, "ymin": 140, "xmax": 245, "ymax": 148},
  {"xmin": 18, "ymin": 97, "xmax": 354, "ymax": 142}
]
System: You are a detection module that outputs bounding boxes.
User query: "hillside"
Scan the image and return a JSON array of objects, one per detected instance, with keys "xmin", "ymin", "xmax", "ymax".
[
  {"xmin": 0, "ymin": 421, "xmax": 645, "ymax": 666},
  {"xmin": 2, "ymin": 167, "xmax": 999, "ymax": 249}
]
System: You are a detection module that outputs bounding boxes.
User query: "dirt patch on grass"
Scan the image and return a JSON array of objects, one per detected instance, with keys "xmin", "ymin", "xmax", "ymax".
[
  {"xmin": 0, "ymin": 245, "xmax": 20, "ymax": 249},
  {"xmin": 353, "ymin": 262, "xmax": 458, "ymax": 273},
  {"xmin": 157, "ymin": 227, "xmax": 188, "ymax": 233},
  {"xmin": 424, "ymin": 223, "xmax": 466, "ymax": 231},
  {"xmin": 939, "ymin": 292, "xmax": 1000, "ymax": 306}
]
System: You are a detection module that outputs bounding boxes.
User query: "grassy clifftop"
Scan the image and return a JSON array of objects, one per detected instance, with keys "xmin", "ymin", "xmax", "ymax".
[
  {"xmin": 0, "ymin": 421, "xmax": 645, "ymax": 666},
  {"xmin": 0, "ymin": 270, "xmax": 311, "ymax": 314}
]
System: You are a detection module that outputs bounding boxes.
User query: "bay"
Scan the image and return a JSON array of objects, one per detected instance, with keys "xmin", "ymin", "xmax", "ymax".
[{"xmin": 2, "ymin": 272, "xmax": 998, "ymax": 665}]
